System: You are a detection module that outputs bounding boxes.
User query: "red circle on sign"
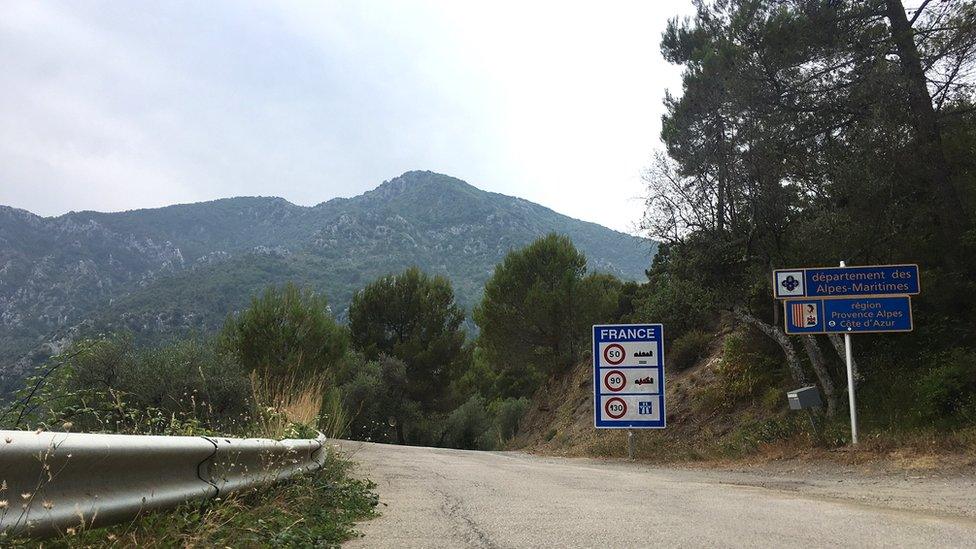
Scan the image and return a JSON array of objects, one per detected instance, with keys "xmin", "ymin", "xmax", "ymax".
[
  {"xmin": 603, "ymin": 343, "xmax": 625, "ymax": 365},
  {"xmin": 605, "ymin": 397, "xmax": 627, "ymax": 419},
  {"xmin": 603, "ymin": 370, "xmax": 626, "ymax": 392}
]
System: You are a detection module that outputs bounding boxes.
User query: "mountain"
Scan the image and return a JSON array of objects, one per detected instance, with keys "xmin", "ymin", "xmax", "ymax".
[{"xmin": 0, "ymin": 171, "xmax": 654, "ymax": 394}]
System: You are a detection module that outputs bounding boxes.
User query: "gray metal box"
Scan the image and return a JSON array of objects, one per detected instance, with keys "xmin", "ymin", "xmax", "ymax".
[{"xmin": 787, "ymin": 386, "xmax": 823, "ymax": 410}]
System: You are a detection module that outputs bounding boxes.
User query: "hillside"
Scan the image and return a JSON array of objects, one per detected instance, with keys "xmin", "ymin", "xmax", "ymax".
[
  {"xmin": 0, "ymin": 170, "xmax": 654, "ymax": 394},
  {"xmin": 511, "ymin": 322, "xmax": 976, "ymax": 470}
]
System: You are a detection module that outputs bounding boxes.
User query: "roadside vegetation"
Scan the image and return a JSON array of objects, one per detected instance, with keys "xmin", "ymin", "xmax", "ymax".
[
  {"xmin": 3, "ymin": 8, "xmax": 976, "ymax": 545},
  {"xmin": 1, "ymin": 454, "xmax": 376, "ymax": 548},
  {"xmin": 0, "ymin": 285, "xmax": 378, "ymax": 546}
]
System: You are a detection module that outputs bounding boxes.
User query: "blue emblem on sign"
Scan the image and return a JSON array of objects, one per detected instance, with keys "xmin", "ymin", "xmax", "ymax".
[
  {"xmin": 638, "ymin": 401, "xmax": 654, "ymax": 415},
  {"xmin": 781, "ymin": 275, "xmax": 800, "ymax": 292}
]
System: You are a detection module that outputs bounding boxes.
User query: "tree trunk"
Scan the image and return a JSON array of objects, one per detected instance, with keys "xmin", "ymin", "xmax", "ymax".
[
  {"xmin": 716, "ymin": 116, "xmax": 728, "ymax": 234},
  {"xmin": 732, "ymin": 308, "xmax": 806, "ymax": 385},
  {"xmin": 396, "ymin": 421, "xmax": 406, "ymax": 445},
  {"xmin": 827, "ymin": 333, "xmax": 861, "ymax": 387},
  {"xmin": 801, "ymin": 336, "xmax": 838, "ymax": 417},
  {"xmin": 885, "ymin": 0, "xmax": 969, "ymax": 230}
]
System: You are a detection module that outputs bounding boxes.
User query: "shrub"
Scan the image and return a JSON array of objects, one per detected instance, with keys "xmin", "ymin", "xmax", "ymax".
[
  {"xmin": 219, "ymin": 283, "xmax": 348, "ymax": 381},
  {"xmin": 3, "ymin": 335, "xmax": 252, "ymax": 435},
  {"xmin": 700, "ymin": 332, "xmax": 782, "ymax": 412},
  {"xmin": 491, "ymin": 397, "xmax": 531, "ymax": 441},
  {"xmin": 915, "ymin": 348, "xmax": 976, "ymax": 426},
  {"xmin": 440, "ymin": 396, "xmax": 491, "ymax": 450},
  {"xmin": 669, "ymin": 329, "xmax": 711, "ymax": 371}
]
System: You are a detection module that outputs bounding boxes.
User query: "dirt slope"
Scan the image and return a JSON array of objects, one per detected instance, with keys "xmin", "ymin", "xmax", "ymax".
[{"xmin": 510, "ymin": 327, "xmax": 976, "ymax": 474}]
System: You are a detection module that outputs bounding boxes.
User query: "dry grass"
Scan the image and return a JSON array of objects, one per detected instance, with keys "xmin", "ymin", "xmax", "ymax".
[{"xmin": 249, "ymin": 372, "xmax": 325, "ymax": 439}]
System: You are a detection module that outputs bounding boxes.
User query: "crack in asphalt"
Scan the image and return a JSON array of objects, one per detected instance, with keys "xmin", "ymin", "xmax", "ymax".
[{"xmin": 435, "ymin": 487, "xmax": 500, "ymax": 549}]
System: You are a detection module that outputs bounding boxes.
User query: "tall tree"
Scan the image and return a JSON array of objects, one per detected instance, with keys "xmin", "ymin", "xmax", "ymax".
[
  {"xmin": 475, "ymin": 234, "xmax": 619, "ymax": 398},
  {"xmin": 348, "ymin": 267, "xmax": 467, "ymax": 414}
]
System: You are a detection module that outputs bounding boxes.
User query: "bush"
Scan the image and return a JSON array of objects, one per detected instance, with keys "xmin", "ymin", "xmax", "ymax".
[
  {"xmin": 491, "ymin": 397, "xmax": 531, "ymax": 441},
  {"xmin": 440, "ymin": 396, "xmax": 491, "ymax": 450},
  {"xmin": 3, "ymin": 335, "xmax": 252, "ymax": 435},
  {"xmin": 915, "ymin": 348, "xmax": 976, "ymax": 426},
  {"xmin": 708, "ymin": 332, "xmax": 782, "ymax": 411},
  {"xmin": 669, "ymin": 329, "xmax": 711, "ymax": 371},
  {"xmin": 219, "ymin": 283, "xmax": 348, "ymax": 381}
]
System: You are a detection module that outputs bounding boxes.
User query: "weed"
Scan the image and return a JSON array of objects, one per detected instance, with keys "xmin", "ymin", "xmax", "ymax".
[{"xmin": 4, "ymin": 452, "xmax": 378, "ymax": 548}]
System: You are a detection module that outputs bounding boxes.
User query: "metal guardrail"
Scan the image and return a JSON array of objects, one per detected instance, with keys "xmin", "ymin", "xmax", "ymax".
[{"xmin": 0, "ymin": 429, "xmax": 327, "ymax": 538}]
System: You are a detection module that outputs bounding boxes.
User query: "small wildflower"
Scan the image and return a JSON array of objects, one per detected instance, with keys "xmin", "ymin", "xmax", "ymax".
[
  {"xmin": 62, "ymin": 421, "xmax": 74, "ymax": 431},
  {"xmin": 42, "ymin": 500, "xmax": 54, "ymax": 510},
  {"xmin": 20, "ymin": 493, "xmax": 31, "ymax": 500},
  {"xmin": 1, "ymin": 480, "xmax": 7, "ymax": 491},
  {"xmin": 0, "ymin": 500, "xmax": 8, "ymax": 509},
  {"xmin": 107, "ymin": 534, "xmax": 117, "ymax": 541},
  {"xmin": 66, "ymin": 527, "xmax": 76, "ymax": 535}
]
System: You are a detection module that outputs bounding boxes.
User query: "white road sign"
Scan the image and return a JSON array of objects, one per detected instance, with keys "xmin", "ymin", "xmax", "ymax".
[{"xmin": 593, "ymin": 324, "xmax": 666, "ymax": 429}]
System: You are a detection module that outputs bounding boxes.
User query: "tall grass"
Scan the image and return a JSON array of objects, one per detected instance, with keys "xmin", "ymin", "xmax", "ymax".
[
  {"xmin": 249, "ymin": 372, "xmax": 325, "ymax": 439},
  {"xmin": 319, "ymin": 387, "xmax": 352, "ymax": 440}
]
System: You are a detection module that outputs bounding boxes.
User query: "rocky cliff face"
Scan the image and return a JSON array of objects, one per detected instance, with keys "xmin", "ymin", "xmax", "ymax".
[{"xmin": 0, "ymin": 171, "xmax": 654, "ymax": 394}]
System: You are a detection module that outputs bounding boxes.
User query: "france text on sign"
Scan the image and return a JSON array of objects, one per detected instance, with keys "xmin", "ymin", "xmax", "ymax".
[
  {"xmin": 593, "ymin": 324, "xmax": 665, "ymax": 429},
  {"xmin": 773, "ymin": 264, "xmax": 919, "ymax": 299},
  {"xmin": 783, "ymin": 297, "xmax": 913, "ymax": 334}
]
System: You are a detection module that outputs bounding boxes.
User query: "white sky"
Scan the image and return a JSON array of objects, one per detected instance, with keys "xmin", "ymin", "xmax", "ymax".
[{"xmin": 0, "ymin": 0, "xmax": 695, "ymax": 234}]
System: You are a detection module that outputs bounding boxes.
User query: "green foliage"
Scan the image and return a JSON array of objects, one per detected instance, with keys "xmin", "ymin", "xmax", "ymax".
[
  {"xmin": 219, "ymin": 283, "xmax": 348, "ymax": 381},
  {"xmin": 440, "ymin": 395, "xmax": 492, "ymax": 450},
  {"xmin": 348, "ymin": 267, "xmax": 467, "ymax": 414},
  {"xmin": 915, "ymin": 349, "xmax": 976, "ymax": 427},
  {"xmin": 669, "ymin": 329, "xmax": 711, "ymax": 372},
  {"xmin": 720, "ymin": 416, "xmax": 805, "ymax": 457},
  {"xmin": 339, "ymin": 354, "xmax": 414, "ymax": 444},
  {"xmin": 2, "ymin": 335, "xmax": 252, "ymax": 435},
  {"xmin": 694, "ymin": 332, "xmax": 784, "ymax": 415},
  {"xmin": 490, "ymin": 397, "xmax": 531, "ymax": 442},
  {"xmin": 475, "ymin": 234, "xmax": 623, "ymax": 398},
  {"xmin": 634, "ymin": 242, "xmax": 722, "ymax": 344},
  {"xmin": 1, "ymin": 171, "xmax": 652, "ymax": 397},
  {"xmin": 451, "ymin": 346, "xmax": 499, "ymax": 403},
  {"xmin": 15, "ymin": 453, "xmax": 378, "ymax": 547},
  {"xmin": 643, "ymin": 0, "xmax": 976, "ymax": 434}
]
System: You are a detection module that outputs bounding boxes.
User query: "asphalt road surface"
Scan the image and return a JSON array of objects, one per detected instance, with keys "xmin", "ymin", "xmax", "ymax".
[{"xmin": 339, "ymin": 441, "xmax": 976, "ymax": 548}]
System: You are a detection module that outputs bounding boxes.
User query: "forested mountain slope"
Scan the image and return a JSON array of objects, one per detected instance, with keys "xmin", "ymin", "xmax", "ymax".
[{"xmin": 0, "ymin": 171, "xmax": 653, "ymax": 393}]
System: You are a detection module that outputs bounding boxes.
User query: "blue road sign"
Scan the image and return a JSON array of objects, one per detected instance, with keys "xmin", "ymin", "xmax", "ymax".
[
  {"xmin": 784, "ymin": 296, "xmax": 913, "ymax": 334},
  {"xmin": 592, "ymin": 324, "xmax": 666, "ymax": 429},
  {"xmin": 773, "ymin": 264, "xmax": 919, "ymax": 299}
]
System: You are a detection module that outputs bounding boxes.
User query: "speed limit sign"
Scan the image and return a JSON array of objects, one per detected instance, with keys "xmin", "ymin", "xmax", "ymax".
[
  {"xmin": 593, "ymin": 324, "xmax": 666, "ymax": 429},
  {"xmin": 603, "ymin": 344, "xmax": 625, "ymax": 365},
  {"xmin": 603, "ymin": 370, "xmax": 626, "ymax": 392}
]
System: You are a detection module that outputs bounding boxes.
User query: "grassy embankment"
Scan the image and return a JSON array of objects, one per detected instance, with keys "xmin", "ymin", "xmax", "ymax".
[
  {"xmin": 2, "ymin": 372, "xmax": 379, "ymax": 548},
  {"xmin": 514, "ymin": 324, "xmax": 976, "ymax": 472}
]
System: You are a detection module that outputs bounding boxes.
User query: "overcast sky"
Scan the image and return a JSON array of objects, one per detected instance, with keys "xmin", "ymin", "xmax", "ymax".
[{"xmin": 0, "ymin": 1, "xmax": 695, "ymax": 234}]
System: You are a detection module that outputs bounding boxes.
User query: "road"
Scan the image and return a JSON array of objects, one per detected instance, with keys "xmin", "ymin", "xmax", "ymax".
[{"xmin": 338, "ymin": 441, "xmax": 976, "ymax": 548}]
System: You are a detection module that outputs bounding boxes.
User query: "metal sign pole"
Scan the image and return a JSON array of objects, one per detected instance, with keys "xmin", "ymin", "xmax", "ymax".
[
  {"xmin": 627, "ymin": 430, "xmax": 635, "ymax": 460},
  {"xmin": 840, "ymin": 261, "xmax": 859, "ymax": 445}
]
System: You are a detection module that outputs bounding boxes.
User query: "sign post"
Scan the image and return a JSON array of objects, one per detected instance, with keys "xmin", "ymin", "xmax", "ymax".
[
  {"xmin": 772, "ymin": 263, "xmax": 919, "ymax": 446},
  {"xmin": 593, "ymin": 324, "xmax": 666, "ymax": 438},
  {"xmin": 839, "ymin": 261, "xmax": 859, "ymax": 445}
]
